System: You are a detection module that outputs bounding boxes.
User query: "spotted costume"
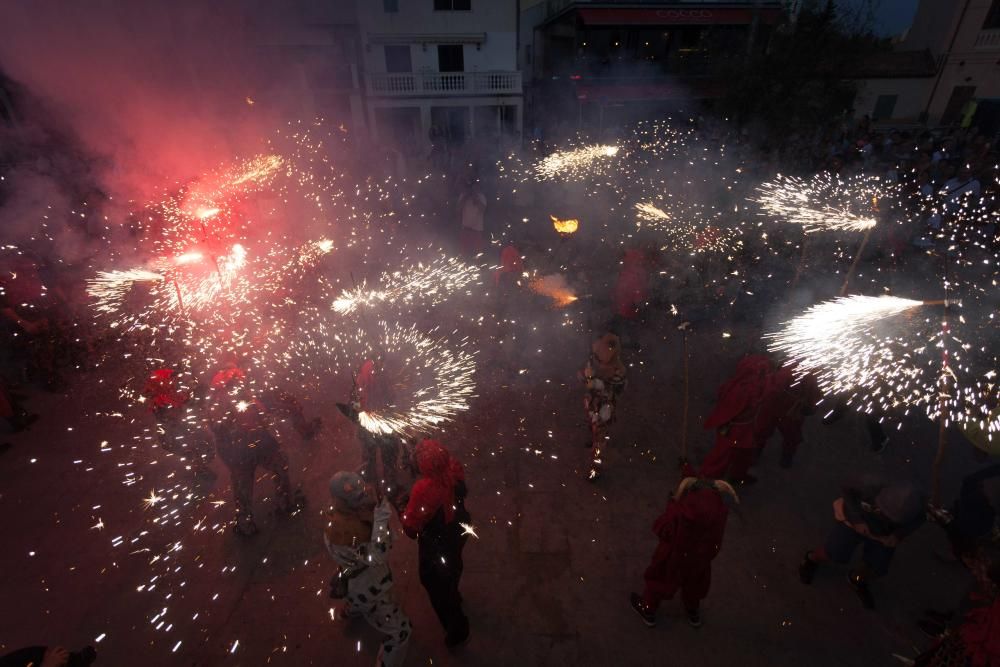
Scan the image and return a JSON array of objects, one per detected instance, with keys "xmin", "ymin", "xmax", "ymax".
[
  {"xmin": 582, "ymin": 333, "xmax": 626, "ymax": 480},
  {"xmin": 325, "ymin": 497, "xmax": 411, "ymax": 667}
]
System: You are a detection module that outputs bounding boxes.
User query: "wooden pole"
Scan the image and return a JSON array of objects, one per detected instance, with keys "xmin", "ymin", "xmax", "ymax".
[
  {"xmin": 679, "ymin": 322, "xmax": 691, "ymax": 461},
  {"xmin": 839, "ymin": 227, "xmax": 873, "ymax": 297},
  {"xmin": 173, "ymin": 279, "xmax": 185, "ymax": 315},
  {"xmin": 789, "ymin": 235, "xmax": 809, "ymax": 290},
  {"xmin": 931, "ymin": 406, "xmax": 948, "ymax": 507}
]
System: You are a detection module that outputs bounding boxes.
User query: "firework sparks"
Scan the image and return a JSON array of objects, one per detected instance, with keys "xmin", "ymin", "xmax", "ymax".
[
  {"xmin": 634, "ymin": 201, "xmax": 744, "ymax": 254},
  {"xmin": 534, "ymin": 144, "xmax": 619, "ymax": 180},
  {"xmin": 752, "ymin": 173, "xmax": 895, "ymax": 233},
  {"xmin": 459, "ymin": 523, "xmax": 479, "ymax": 539},
  {"xmin": 332, "ymin": 256, "xmax": 480, "ymax": 315},
  {"xmin": 767, "ymin": 295, "xmax": 998, "ymax": 434},
  {"xmin": 341, "ymin": 322, "xmax": 477, "ymax": 436}
]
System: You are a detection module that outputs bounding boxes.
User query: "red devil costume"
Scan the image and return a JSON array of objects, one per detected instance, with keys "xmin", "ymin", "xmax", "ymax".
[
  {"xmin": 752, "ymin": 365, "xmax": 822, "ymax": 468},
  {"xmin": 613, "ymin": 249, "xmax": 650, "ymax": 320},
  {"xmin": 631, "ymin": 477, "xmax": 737, "ymax": 627},
  {"xmin": 207, "ymin": 361, "xmax": 305, "ymax": 536},
  {"xmin": 699, "ymin": 355, "xmax": 772, "ymax": 484},
  {"xmin": 402, "ymin": 439, "xmax": 471, "ymax": 647},
  {"xmin": 142, "ymin": 368, "xmax": 214, "ymax": 474},
  {"xmin": 494, "ymin": 244, "xmax": 523, "ymax": 289}
]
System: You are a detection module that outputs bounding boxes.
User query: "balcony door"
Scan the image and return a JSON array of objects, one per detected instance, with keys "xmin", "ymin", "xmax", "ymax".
[{"xmin": 438, "ymin": 44, "xmax": 464, "ymax": 72}]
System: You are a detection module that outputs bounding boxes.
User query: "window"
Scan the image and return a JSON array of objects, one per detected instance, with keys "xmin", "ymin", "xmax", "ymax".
[
  {"xmin": 984, "ymin": 0, "xmax": 1000, "ymax": 30},
  {"xmin": 434, "ymin": 0, "xmax": 470, "ymax": 10},
  {"xmin": 438, "ymin": 44, "xmax": 464, "ymax": 72},
  {"xmin": 872, "ymin": 95, "xmax": 897, "ymax": 121},
  {"xmin": 384, "ymin": 45, "xmax": 412, "ymax": 73},
  {"xmin": 383, "ymin": 0, "xmax": 398, "ymax": 12}
]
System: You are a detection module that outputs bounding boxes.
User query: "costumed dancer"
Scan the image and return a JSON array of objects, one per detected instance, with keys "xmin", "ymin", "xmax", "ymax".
[
  {"xmin": 325, "ymin": 471, "xmax": 410, "ymax": 667},
  {"xmin": 401, "ymin": 439, "xmax": 471, "ymax": 647},
  {"xmin": 337, "ymin": 359, "xmax": 403, "ymax": 499},
  {"xmin": 630, "ymin": 476, "xmax": 738, "ymax": 628},
  {"xmin": 698, "ymin": 354, "xmax": 771, "ymax": 485},
  {"xmin": 207, "ymin": 361, "xmax": 305, "ymax": 536},
  {"xmin": 752, "ymin": 364, "xmax": 821, "ymax": 469},
  {"xmin": 799, "ymin": 476, "xmax": 926, "ymax": 609},
  {"xmin": 581, "ymin": 333, "xmax": 626, "ymax": 481},
  {"xmin": 142, "ymin": 368, "xmax": 214, "ymax": 477},
  {"xmin": 612, "ymin": 248, "xmax": 650, "ymax": 349}
]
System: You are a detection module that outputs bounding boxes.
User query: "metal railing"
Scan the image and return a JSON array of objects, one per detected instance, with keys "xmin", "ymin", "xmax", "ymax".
[
  {"xmin": 974, "ymin": 29, "xmax": 1000, "ymax": 50},
  {"xmin": 367, "ymin": 71, "xmax": 522, "ymax": 96}
]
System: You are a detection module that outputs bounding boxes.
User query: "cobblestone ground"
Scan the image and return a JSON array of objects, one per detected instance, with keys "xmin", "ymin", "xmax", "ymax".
[{"xmin": 0, "ymin": 285, "xmax": 984, "ymax": 667}]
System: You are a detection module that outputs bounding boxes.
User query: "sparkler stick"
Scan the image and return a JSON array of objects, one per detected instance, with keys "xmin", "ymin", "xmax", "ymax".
[
  {"xmin": 678, "ymin": 321, "xmax": 691, "ymax": 461},
  {"xmin": 789, "ymin": 237, "xmax": 809, "ymax": 290},
  {"xmin": 173, "ymin": 279, "xmax": 185, "ymax": 315},
  {"xmin": 839, "ymin": 227, "xmax": 874, "ymax": 297}
]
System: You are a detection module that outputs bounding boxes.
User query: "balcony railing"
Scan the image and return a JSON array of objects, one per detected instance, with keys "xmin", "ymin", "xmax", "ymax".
[
  {"xmin": 974, "ymin": 29, "xmax": 1000, "ymax": 50},
  {"xmin": 367, "ymin": 71, "xmax": 522, "ymax": 96}
]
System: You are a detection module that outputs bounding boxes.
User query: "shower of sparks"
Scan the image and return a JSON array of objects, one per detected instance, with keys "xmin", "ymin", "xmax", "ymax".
[
  {"xmin": 533, "ymin": 144, "xmax": 620, "ymax": 180},
  {"xmin": 634, "ymin": 201, "xmax": 744, "ymax": 254},
  {"xmin": 752, "ymin": 173, "xmax": 896, "ymax": 233},
  {"xmin": 332, "ymin": 256, "xmax": 481, "ymax": 315},
  {"xmin": 767, "ymin": 295, "xmax": 999, "ymax": 434},
  {"xmin": 341, "ymin": 322, "xmax": 477, "ymax": 437},
  {"xmin": 459, "ymin": 523, "xmax": 479, "ymax": 539}
]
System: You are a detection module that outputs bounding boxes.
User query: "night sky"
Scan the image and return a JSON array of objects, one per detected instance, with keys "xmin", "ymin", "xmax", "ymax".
[{"xmin": 838, "ymin": 0, "xmax": 921, "ymax": 36}]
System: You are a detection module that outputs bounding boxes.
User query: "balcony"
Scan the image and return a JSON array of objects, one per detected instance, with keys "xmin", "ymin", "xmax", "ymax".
[
  {"xmin": 974, "ymin": 29, "xmax": 1000, "ymax": 50},
  {"xmin": 367, "ymin": 71, "xmax": 522, "ymax": 97}
]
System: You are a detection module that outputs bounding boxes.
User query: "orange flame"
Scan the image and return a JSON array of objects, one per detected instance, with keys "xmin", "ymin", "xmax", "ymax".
[
  {"xmin": 529, "ymin": 274, "xmax": 578, "ymax": 308},
  {"xmin": 551, "ymin": 215, "xmax": 579, "ymax": 235}
]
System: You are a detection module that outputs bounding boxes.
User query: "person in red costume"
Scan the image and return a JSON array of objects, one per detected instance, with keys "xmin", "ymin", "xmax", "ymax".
[
  {"xmin": 630, "ymin": 476, "xmax": 739, "ymax": 628},
  {"xmin": 752, "ymin": 364, "xmax": 822, "ymax": 469},
  {"xmin": 401, "ymin": 439, "xmax": 471, "ymax": 647},
  {"xmin": 914, "ymin": 553, "xmax": 1000, "ymax": 666},
  {"xmin": 142, "ymin": 368, "xmax": 215, "ymax": 477},
  {"xmin": 613, "ymin": 249, "xmax": 650, "ymax": 320},
  {"xmin": 494, "ymin": 244, "xmax": 523, "ymax": 291},
  {"xmin": 699, "ymin": 355, "xmax": 772, "ymax": 485}
]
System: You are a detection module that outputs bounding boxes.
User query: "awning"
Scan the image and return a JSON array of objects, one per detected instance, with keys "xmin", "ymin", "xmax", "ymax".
[{"xmin": 578, "ymin": 7, "xmax": 783, "ymax": 26}]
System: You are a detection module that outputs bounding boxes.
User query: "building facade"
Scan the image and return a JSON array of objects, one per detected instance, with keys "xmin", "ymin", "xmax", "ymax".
[
  {"xmin": 524, "ymin": 0, "xmax": 785, "ymax": 132},
  {"xmin": 855, "ymin": 0, "xmax": 1000, "ymax": 130},
  {"xmin": 355, "ymin": 0, "xmax": 523, "ymax": 147}
]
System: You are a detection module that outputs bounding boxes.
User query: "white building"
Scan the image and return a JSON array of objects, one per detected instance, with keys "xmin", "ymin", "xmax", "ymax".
[
  {"xmin": 355, "ymin": 0, "xmax": 523, "ymax": 147},
  {"xmin": 855, "ymin": 0, "xmax": 1000, "ymax": 127}
]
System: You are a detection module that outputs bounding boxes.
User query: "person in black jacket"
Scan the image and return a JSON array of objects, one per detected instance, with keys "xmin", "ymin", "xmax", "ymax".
[{"xmin": 401, "ymin": 439, "xmax": 471, "ymax": 647}]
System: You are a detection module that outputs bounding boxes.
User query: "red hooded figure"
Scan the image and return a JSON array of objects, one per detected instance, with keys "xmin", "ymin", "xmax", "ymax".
[
  {"xmin": 613, "ymin": 249, "xmax": 649, "ymax": 320},
  {"xmin": 402, "ymin": 439, "xmax": 471, "ymax": 646},
  {"xmin": 494, "ymin": 244, "xmax": 523, "ymax": 288},
  {"xmin": 143, "ymin": 368, "xmax": 188, "ymax": 414},
  {"xmin": 699, "ymin": 355, "xmax": 772, "ymax": 482},
  {"xmin": 632, "ymin": 478, "xmax": 736, "ymax": 626},
  {"xmin": 752, "ymin": 365, "xmax": 822, "ymax": 467}
]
